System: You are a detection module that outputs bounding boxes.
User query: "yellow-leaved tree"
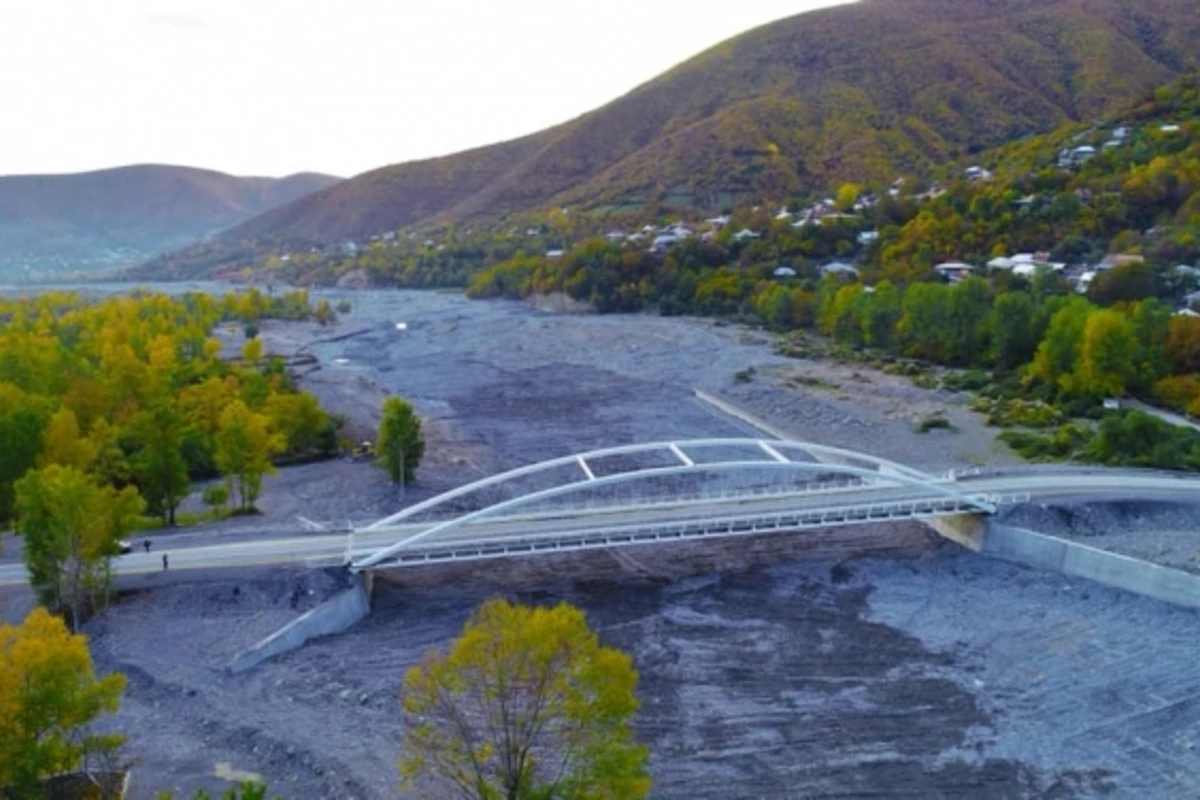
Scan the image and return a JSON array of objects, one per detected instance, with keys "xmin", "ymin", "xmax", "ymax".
[
  {"xmin": 15, "ymin": 465, "xmax": 144, "ymax": 630},
  {"xmin": 399, "ymin": 600, "xmax": 650, "ymax": 799},
  {"xmin": 214, "ymin": 400, "xmax": 283, "ymax": 513},
  {"xmin": 0, "ymin": 608, "xmax": 125, "ymax": 797}
]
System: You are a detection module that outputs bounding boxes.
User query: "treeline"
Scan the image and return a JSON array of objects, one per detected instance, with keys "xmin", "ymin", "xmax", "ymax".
[{"xmin": 0, "ymin": 289, "xmax": 343, "ymax": 614}]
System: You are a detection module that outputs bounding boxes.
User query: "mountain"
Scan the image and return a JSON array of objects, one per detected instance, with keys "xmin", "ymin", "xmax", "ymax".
[
  {"xmin": 0, "ymin": 165, "xmax": 339, "ymax": 279},
  {"xmin": 212, "ymin": 0, "xmax": 1200, "ymax": 251}
]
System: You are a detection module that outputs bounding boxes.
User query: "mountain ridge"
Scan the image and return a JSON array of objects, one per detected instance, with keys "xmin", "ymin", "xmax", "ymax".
[
  {"xmin": 0, "ymin": 164, "xmax": 340, "ymax": 279},
  {"xmin": 211, "ymin": 0, "xmax": 1200, "ymax": 251}
]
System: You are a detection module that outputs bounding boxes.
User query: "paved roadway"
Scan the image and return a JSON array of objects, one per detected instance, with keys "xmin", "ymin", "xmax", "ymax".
[{"xmin": 1, "ymin": 470, "xmax": 1198, "ymax": 585}]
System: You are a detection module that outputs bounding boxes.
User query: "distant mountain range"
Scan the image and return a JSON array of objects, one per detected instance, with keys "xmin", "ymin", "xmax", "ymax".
[
  {"xmin": 0, "ymin": 165, "xmax": 339, "ymax": 280},
  {"xmin": 210, "ymin": 0, "xmax": 1200, "ymax": 250}
]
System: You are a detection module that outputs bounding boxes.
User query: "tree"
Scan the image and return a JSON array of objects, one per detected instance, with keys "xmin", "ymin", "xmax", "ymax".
[
  {"xmin": 38, "ymin": 408, "xmax": 96, "ymax": 471},
  {"xmin": 399, "ymin": 600, "xmax": 650, "ymax": 800},
  {"xmin": 0, "ymin": 388, "xmax": 48, "ymax": 524},
  {"xmin": 1076, "ymin": 309, "xmax": 1139, "ymax": 397},
  {"xmin": 1166, "ymin": 315, "xmax": 1200, "ymax": 374},
  {"xmin": 989, "ymin": 291, "xmax": 1038, "ymax": 370},
  {"xmin": 0, "ymin": 608, "xmax": 125, "ymax": 797},
  {"xmin": 1031, "ymin": 296, "xmax": 1093, "ymax": 394},
  {"xmin": 130, "ymin": 403, "xmax": 191, "ymax": 526},
  {"xmin": 214, "ymin": 400, "xmax": 282, "ymax": 514},
  {"xmin": 376, "ymin": 397, "xmax": 425, "ymax": 486},
  {"xmin": 15, "ymin": 466, "xmax": 144, "ymax": 630},
  {"xmin": 314, "ymin": 299, "xmax": 336, "ymax": 326}
]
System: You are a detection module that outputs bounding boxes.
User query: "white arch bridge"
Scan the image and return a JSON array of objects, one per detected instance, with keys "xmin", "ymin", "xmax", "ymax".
[{"xmin": 348, "ymin": 439, "xmax": 1021, "ymax": 572}]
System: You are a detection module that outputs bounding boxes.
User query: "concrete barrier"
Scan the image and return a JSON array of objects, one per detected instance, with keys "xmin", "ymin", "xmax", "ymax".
[
  {"xmin": 228, "ymin": 572, "xmax": 373, "ymax": 674},
  {"xmin": 983, "ymin": 523, "xmax": 1200, "ymax": 611}
]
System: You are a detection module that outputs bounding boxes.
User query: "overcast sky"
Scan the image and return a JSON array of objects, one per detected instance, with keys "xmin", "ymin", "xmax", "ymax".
[{"xmin": 1, "ymin": 0, "xmax": 849, "ymax": 179}]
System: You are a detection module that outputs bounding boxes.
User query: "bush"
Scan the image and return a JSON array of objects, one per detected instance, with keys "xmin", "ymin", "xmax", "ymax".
[
  {"xmin": 941, "ymin": 370, "xmax": 992, "ymax": 393},
  {"xmin": 243, "ymin": 322, "xmax": 259, "ymax": 340},
  {"xmin": 336, "ymin": 300, "xmax": 352, "ymax": 314},
  {"xmin": 911, "ymin": 374, "xmax": 939, "ymax": 390},
  {"xmin": 201, "ymin": 484, "xmax": 228, "ymax": 512},
  {"xmin": 915, "ymin": 414, "xmax": 954, "ymax": 433},
  {"xmin": 983, "ymin": 398, "xmax": 1064, "ymax": 429},
  {"xmin": 734, "ymin": 368, "xmax": 757, "ymax": 384}
]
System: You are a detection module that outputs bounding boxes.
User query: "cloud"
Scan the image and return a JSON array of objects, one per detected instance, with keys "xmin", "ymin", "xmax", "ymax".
[{"xmin": 143, "ymin": 12, "xmax": 209, "ymax": 30}]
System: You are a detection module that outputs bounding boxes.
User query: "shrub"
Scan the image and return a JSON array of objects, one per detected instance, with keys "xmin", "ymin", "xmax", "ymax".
[
  {"xmin": 734, "ymin": 368, "xmax": 757, "ymax": 383},
  {"xmin": 915, "ymin": 414, "xmax": 954, "ymax": 433}
]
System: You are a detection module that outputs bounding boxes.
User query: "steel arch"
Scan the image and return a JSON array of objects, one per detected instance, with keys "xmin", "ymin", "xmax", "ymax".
[
  {"xmin": 365, "ymin": 438, "xmax": 936, "ymax": 532},
  {"xmin": 352, "ymin": 441, "xmax": 992, "ymax": 570}
]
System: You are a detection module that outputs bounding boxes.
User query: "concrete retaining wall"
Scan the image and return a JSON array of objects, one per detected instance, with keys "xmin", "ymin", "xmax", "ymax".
[
  {"xmin": 983, "ymin": 523, "xmax": 1200, "ymax": 611},
  {"xmin": 228, "ymin": 572, "xmax": 372, "ymax": 674}
]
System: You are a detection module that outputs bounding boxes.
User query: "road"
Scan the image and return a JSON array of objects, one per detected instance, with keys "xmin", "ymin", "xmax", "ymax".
[{"xmin": 2, "ymin": 469, "xmax": 1199, "ymax": 586}]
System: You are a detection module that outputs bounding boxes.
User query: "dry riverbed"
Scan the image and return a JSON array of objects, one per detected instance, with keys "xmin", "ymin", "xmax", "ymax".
[{"xmin": 3, "ymin": 285, "xmax": 1199, "ymax": 798}]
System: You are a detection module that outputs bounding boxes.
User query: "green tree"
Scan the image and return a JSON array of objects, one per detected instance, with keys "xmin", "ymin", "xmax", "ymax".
[
  {"xmin": 314, "ymin": 299, "xmax": 336, "ymax": 326},
  {"xmin": 0, "ymin": 386, "xmax": 48, "ymax": 525},
  {"xmin": 1076, "ymin": 309, "xmax": 1139, "ymax": 397},
  {"xmin": 130, "ymin": 403, "xmax": 191, "ymax": 526},
  {"xmin": 399, "ymin": 600, "xmax": 650, "ymax": 800},
  {"xmin": 990, "ymin": 291, "xmax": 1038, "ymax": 370},
  {"xmin": 15, "ymin": 466, "xmax": 144, "ymax": 630},
  {"xmin": 0, "ymin": 607, "xmax": 125, "ymax": 798},
  {"xmin": 860, "ymin": 280, "xmax": 902, "ymax": 350},
  {"xmin": 1031, "ymin": 296, "xmax": 1093, "ymax": 394},
  {"xmin": 214, "ymin": 400, "xmax": 282, "ymax": 514},
  {"xmin": 376, "ymin": 397, "xmax": 425, "ymax": 486}
]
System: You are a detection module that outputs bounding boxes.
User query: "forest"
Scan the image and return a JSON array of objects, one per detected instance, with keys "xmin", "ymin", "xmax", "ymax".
[{"xmin": 0, "ymin": 288, "xmax": 342, "ymax": 532}]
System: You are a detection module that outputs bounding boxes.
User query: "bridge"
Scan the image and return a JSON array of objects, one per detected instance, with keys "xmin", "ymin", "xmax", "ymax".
[
  {"xmin": 3, "ymin": 438, "xmax": 1200, "ymax": 587},
  {"xmin": 348, "ymin": 438, "xmax": 1006, "ymax": 570}
]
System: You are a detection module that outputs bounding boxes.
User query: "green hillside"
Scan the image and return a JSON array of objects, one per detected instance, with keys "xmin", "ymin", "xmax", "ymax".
[{"xmin": 209, "ymin": 0, "xmax": 1200, "ymax": 250}]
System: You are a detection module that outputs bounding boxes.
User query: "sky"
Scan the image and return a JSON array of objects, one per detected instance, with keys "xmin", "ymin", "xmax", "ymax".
[{"xmin": 1, "ymin": 0, "xmax": 850, "ymax": 179}]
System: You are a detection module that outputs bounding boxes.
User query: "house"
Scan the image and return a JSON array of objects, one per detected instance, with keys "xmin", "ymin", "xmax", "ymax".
[
  {"xmin": 1186, "ymin": 290, "xmax": 1200, "ymax": 309},
  {"xmin": 546, "ymin": 250, "xmax": 565, "ymax": 259},
  {"xmin": 605, "ymin": 231, "xmax": 626, "ymax": 242},
  {"xmin": 820, "ymin": 261, "xmax": 859, "ymax": 278},
  {"xmin": 707, "ymin": 215, "xmax": 731, "ymax": 228},
  {"xmin": 1075, "ymin": 270, "xmax": 1097, "ymax": 294},
  {"xmin": 651, "ymin": 234, "xmax": 679, "ymax": 251},
  {"xmin": 1174, "ymin": 264, "xmax": 1199, "ymax": 279},
  {"xmin": 525, "ymin": 228, "xmax": 540, "ymax": 237},
  {"xmin": 773, "ymin": 267, "xmax": 798, "ymax": 279},
  {"xmin": 858, "ymin": 231, "xmax": 880, "ymax": 246},
  {"xmin": 934, "ymin": 262, "xmax": 976, "ymax": 283},
  {"xmin": 965, "ymin": 166, "xmax": 993, "ymax": 181},
  {"xmin": 1113, "ymin": 126, "xmax": 1130, "ymax": 140},
  {"xmin": 775, "ymin": 207, "xmax": 793, "ymax": 221},
  {"xmin": 1175, "ymin": 308, "xmax": 1200, "ymax": 318},
  {"xmin": 1095, "ymin": 254, "xmax": 1144, "ymax": 271},
  {"xmin": 1058, "ymin": 145, "xmax": 1097, "ymax": 169},
  {"xmin": 1014, "ymin": 194, "xmax": 1038, "ymax": 209},
  {"xmin": 733, "ymin": 229, "xmax": 761, "ymax": 242},
  {"xmin": 1161, "ymin": 124, "xmax": 1181, "ymax": 134}
]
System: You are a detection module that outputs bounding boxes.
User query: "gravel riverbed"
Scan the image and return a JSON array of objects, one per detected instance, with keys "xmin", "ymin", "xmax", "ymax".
[{"xmin": 2, "ymin": 285, "xmax": 1198, "ymax": 798}]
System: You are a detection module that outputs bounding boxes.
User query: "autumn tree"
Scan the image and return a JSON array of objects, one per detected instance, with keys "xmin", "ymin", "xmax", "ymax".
[
  {"xmin": 0, "ymin": 608, "xmax": 126, "ymax": 797},
  {"xmin": 130, "ymin": 403, "xmax": 191, "ymax": 526},
  {"xmin": 38, "ymin": 408, "xmax": 96, "ymax": 471},
  {"xmin": 15, "ymin": 466, "xmax": 144, "ymax": 630},
  {"xmin": 399, "ymin": 600, "xmax": 650, "ymax": 800},
  {"xmin": 1076, "ymin": 309, "xmax": 1139, "ymax": 397},
  {"xmin": 0, "ymin": 386, "xmax": 48, "ymax": 524},
  {"xmin": 214, "ymin": 400, "xmax": 283, "ymax": 513},
  {"xmin": 376, "ymin": 397, "xmax": 425, "ymax": 486}
]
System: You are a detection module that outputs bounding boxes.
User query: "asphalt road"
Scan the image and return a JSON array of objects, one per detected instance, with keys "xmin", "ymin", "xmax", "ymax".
[{"xmin": 2, "ymin": 469, "xmax": 1198, "ymax": 586}]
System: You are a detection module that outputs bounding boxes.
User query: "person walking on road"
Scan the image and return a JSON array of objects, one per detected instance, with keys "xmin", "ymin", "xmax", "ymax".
[
  {"xmin": 144, "ymin": 539, "xmax": 151, "ymax": 553},
  {"xmin": 162, "ymin": 553, "xmax": 169, "ymax": 570}
]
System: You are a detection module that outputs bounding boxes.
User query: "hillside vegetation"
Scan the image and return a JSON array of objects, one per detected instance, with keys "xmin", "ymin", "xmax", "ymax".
[
  {"xmin": 0, "ymin": 165, "xmax": 339, "ymax": 279},
  {"xmin": 205, "ymin": 0, "xmax": 1200, "ymax": 251}
]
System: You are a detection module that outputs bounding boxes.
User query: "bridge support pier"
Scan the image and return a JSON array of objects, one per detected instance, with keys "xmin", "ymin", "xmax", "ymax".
[
  {"xmin": 926, "ymin": 514, "xmax": 987, "ymax": 551},
  {"xmin": 227, "ymin": 570, "xmax": 374, "ymax": 674}
]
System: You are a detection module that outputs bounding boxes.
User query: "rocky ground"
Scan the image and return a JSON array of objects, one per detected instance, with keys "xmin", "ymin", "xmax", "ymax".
[{"xmin": 3, "ymin": 284, "xmax": 1199, "ymax": 798}]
